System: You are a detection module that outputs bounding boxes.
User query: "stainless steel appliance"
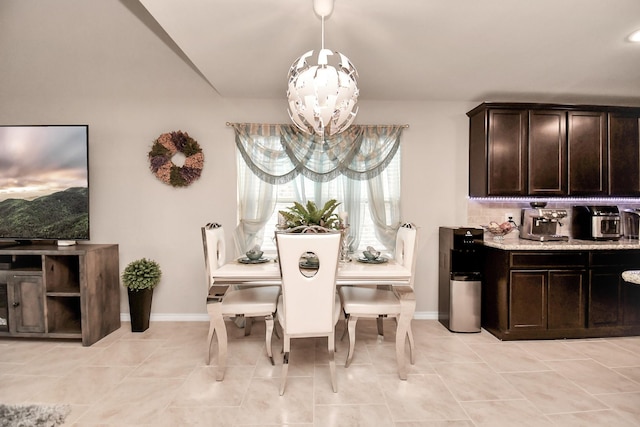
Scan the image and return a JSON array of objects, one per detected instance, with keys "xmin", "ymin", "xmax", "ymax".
[
  {"xmin": 438, "ymin": 227, "xmax": 483, "ymax": 333},
  {"xmin": 572, "ymin": 206, "xmax": 621, "ymax": 240},
  {"xmin": 519, "ymin": 208, "xmax": 569, "ymax": 241},
  {"xmin": 622, "ymin": 209, "xmax": 640, "ymax": 239}
]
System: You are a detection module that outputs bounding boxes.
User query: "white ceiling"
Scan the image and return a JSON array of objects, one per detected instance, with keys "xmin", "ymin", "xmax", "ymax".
[{"xmin": 138, "ymin": 0, "xmax": 640, "ymax": 105}]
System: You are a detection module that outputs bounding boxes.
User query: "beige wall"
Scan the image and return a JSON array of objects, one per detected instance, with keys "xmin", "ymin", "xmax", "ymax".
[{"xmin": 0, "ymin": 1, "xmax": 476, "ymax": 319}]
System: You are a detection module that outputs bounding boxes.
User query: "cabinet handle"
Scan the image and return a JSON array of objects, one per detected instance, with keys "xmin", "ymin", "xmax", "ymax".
[{"xmin": 12, "ymin": 302, "xmax": 19, "ymax": 307}]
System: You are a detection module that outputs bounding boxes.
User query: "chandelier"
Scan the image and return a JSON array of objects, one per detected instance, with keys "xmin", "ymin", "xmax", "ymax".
[{"xmin": 286, "ymin": 0, "xmax": 359, "ymax": 137}]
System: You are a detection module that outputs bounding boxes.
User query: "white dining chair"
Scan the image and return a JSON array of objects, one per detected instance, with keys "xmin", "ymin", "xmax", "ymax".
[
  {"xmin": 202, "ymin": 223, "xmax": 280, "ymax": 380},
  {"xmin": 275, "ymin": 231, "xmax": 342, "ymax": 395},
  {"xmin": 339, "ymin": 223, "xmax": 418, "ymax": 367}
]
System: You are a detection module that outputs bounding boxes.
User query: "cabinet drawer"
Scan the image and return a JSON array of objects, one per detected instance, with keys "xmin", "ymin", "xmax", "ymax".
[
  {"xmin": 510, "ymin": 252, "xmax": 587, "ymax": 268},
  {"xmin": 590, "ymin": 250, "xmax": 640, "ymax": 268}
]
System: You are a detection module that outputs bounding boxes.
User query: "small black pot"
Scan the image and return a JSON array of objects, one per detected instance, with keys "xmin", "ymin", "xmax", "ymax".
[{"xmin": 127, "ymin": 288, "xmax": 153, "ymax": 332}]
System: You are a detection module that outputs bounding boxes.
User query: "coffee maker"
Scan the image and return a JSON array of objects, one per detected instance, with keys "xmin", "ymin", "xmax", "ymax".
[{"xmin": 520, "ymin": 208, "xmax": 569, "ymax": 241}]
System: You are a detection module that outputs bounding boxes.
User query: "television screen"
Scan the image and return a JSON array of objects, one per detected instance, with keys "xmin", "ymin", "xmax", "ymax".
[{"xmin": 0, "ymin": 125, "xmax": 89, "ymax": 242}]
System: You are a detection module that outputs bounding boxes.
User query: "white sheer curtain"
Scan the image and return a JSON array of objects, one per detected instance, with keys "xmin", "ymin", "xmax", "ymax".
[{"xmin": 232, "ymin": 123, "xmax": 404, "ymax": 254}]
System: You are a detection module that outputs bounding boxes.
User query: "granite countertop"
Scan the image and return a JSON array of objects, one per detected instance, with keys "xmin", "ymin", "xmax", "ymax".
[{"xmin": 483, "ymin": 236, "xmax": 640, "ymax": 250}]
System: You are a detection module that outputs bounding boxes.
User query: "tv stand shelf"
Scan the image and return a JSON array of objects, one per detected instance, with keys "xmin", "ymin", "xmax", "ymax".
[{"xmin": 0, "ymin": 244, "xmax": 119, "ymax": 346}]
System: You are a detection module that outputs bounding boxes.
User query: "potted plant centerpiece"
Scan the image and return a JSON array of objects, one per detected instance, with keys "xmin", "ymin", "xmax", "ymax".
[
  {"xmin": 278, "ymin": 199, "xmax": 341, "ymax": 232},
  {"xmin": 279, "ymin": 199, "xmax": 346, "ymax": 264},
  {"xmin": 122, "ymin": 258, "xmax": 162, "ymax": 332}
]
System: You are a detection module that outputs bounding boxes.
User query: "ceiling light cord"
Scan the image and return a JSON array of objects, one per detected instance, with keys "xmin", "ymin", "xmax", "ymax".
[{"xmin": 321, "ymin": 16, "xmax": 325, "ymax": 51}]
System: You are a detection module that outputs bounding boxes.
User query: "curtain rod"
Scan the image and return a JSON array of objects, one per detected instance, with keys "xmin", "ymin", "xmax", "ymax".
[{"xmin": 226, "ymin": 122, "xmax": 409, "ymax": 128}]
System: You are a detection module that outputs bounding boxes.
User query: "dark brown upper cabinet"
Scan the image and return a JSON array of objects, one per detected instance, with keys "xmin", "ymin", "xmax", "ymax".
[
  {"xmin": 468, "ymin": 103, "xmax": 640, "ymax": 198},
  {"xmin": 568, "ymin": 111, "xmax": 607, "ymax": 196},
  {"xmin": 608, "ymin": 113, "xmax": 640, "ymax": 196},
  {"xmin": 528, "ymin": 110, "xmax": 567, "ymax": 196}
]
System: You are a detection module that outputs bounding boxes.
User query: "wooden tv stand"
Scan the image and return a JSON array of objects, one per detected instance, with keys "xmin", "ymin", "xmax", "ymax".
[{"xmin": 0, "ymin": 243, "xmax": 120, "ymax": 346}]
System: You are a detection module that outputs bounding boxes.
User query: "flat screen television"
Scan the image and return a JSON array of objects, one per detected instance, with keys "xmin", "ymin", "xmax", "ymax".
[{"xmin": 0, "ymin": 125, "xmax": 89, "ymax": 244}]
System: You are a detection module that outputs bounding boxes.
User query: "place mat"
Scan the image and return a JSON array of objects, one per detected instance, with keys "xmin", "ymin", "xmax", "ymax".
[
  {"xmin": 356, "ymin": 256, "xmax": 388, "ymax": 264},
  {"xmin": 238, "ymin": 257, "xmax": 270, "ymax": 264}
]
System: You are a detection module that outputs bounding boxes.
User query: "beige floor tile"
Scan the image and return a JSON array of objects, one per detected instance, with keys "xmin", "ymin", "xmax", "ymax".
[
  {"xmin": 605, "ymin": 336, "xmax": 640, "ymax": 355},
  {"xmin": 154, "ymin": 405, "xmax": 242, "ymax": 427},
  {"xmin": 469, "ymin": 342, "xmax": 551, "ymax": 372},
  {"xmin": 419, "ymin": 337, "xmax": 484, "ymax": 364},
  {"xmin": 595, "ymin": 391, "xmax": 640, "ymax": 425},
  {"xmin": 614, "ymin": 365, "xmax": 640, "ymax": 384},
  {"xmin": 31, "ymin": 366, "xmax": 134, "ymax": 405},
  {"xmin": 433, "ymin": 362, "xmax": 522, "ymax": 401},
  {"xmin": 87, "ymin": 339, "xmax": 165, "ymax": 366},
  {"xmin": 379, "ymin": 373, "xmax": 468, "ymax": 422},
  {"xmin": 314, "ymin": 364, "xmax": 385, "ymax": 405},
  {"xmin": 170, "ymin": 365, "xmax": 253, "ymax": 406},
  {"xmin": 314, "ymin": 403, "xmax": 394, "ymax": 426},
  {"xmin": 2, "ymin": 319, "xmax": 638, "ymax": 425},
  {"xmin": 237, "ymin": 377, "xmax": 314, "ymax": 424},
  {"xmin": 545, "ymin": 358, "xmax": 640, "ymax": 394},
  {"xmin": 394, "ymin": 421, "xmax": 475, "ymax": 427},
  {"xmin": 515, "ymin": 340, "xmax": 589, "ymax": 361},
  {"xmin": 546, "ymin": 408, "xmax": 639, "ymax": 427},
  {"xmin": 566, "ymin": 340, "xmax": 640, "ymax": 368},
  {"xmin": 460, "ymin": 400, "xmax": 552, "ymax": 426},
  {"xmin": 74, "ymin": 377, "xmax": 183, "ymax": 425},
  {"xmin": 502, "ymin": 371, "xmax": 608, "ymax": 414}
]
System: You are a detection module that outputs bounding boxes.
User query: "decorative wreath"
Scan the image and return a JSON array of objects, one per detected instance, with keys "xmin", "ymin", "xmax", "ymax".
[{"xmin": 148, "ymin": 130, "xmax": 204, "ymax": 187}]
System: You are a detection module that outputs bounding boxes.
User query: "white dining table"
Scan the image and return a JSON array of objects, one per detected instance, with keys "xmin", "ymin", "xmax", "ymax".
[{"xmin": 209, "ymin": 257, "xmax": 415, "ymax": 380}]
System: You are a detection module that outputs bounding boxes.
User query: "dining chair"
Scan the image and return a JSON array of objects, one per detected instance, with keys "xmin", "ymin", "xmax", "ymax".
[
  {"xmin": 202, "ymin": 223, "xmax": 280, "ymax": 380},
  {"xmin": 339, "ymin": 223, "xmax": 418, "ymax": 367},
  {"xmin": 275, "ymin": 231, "xmax": 342, "ymax": 395}
]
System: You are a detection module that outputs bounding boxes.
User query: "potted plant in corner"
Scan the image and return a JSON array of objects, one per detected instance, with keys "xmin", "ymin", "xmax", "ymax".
[{"xmin": 122, "ymin": 258, "xmax": 162, "ymax": 332}]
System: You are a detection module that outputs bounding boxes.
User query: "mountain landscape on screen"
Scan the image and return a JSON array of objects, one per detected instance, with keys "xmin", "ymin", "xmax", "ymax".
[{"xmin": 0, "ymin": 187, "xmax": 89, "ymax": 240}]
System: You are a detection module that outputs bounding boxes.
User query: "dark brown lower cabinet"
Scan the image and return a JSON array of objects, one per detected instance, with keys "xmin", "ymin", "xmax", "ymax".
[
  {"xmin": 509, "ymin": 270, "xmax": 586, "ymax": 331},
  {"xmin": 483, "ymin": 247, "xmax": 640, "ymax": 340},
  {"xmin": 588, "ymin": 269, "xmax": 621, "ymax": 327}
]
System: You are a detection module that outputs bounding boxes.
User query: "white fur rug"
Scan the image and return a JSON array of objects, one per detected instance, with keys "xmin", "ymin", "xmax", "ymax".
[{"xmin": 0, "ymin": 404, "xmax": 70, "ymax": 427}]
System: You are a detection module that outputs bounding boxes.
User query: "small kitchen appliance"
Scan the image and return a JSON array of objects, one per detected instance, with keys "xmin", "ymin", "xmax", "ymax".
[
  {"xmin": 519, "ymin": 208, "xmax": 569, "ymax": 241},
  {"xmin": 572, "ymin": 206, "xmax": 621, "ymax": 240},
  {"xmin": 622, "ymin": 209, "xmax": 640, "ymax": 239}
]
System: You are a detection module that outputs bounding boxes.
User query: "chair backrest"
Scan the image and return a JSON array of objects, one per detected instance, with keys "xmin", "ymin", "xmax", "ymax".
[
  {"xmin": 275, "ymin": 232, "xmax": 341, "ymax": 336},
  {"xmin": 395, "ymin": 223, "xmax": 418, "ymax": 286},
  {"xmin": 202, "ymin": 223, "xmax": 226, "ymax": 290}
]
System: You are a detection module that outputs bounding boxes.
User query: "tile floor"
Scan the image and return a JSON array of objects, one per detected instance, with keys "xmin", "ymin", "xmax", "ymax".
[{"xmin": 1, "ymin": 319, "xmax": 640, "ymax": 426}]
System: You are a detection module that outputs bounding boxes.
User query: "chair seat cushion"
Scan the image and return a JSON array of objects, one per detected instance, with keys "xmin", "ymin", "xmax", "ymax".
[
  {"xmin": 340, "ymin": 286, "xmax": 401, "ymax": 315},
  {"xmin": 219, "ymin": 285, "xmax": 279, "ymax": 315}
]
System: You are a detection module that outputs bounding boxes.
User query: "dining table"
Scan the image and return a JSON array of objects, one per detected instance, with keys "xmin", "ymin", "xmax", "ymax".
[{"xmin": 208, "ymin": 256, "xmax": 415, "ymax": 381}]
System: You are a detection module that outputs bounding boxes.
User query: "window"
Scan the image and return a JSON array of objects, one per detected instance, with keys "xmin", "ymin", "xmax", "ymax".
[
  {"xmin": 257, "ymin": 151, "xmax": 400, "ymax": 253},
  {"xmin": 232, "ymin": 123, "xmax": 404, "ymax": 257}
]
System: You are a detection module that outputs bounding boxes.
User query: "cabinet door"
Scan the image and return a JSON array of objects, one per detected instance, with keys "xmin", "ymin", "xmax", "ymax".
[
  {"xmin": 588, "ymin": 269, "xmax": 621, "ymax": 327},
  {"xmin": 622, "ymin": 281, "xmax": 640, "ymax": 326},
  {"xmin": 548, "ymin": 270, "xmax": 586, "ymax": 329},
  {"xmin": 8, "ymin": 274, "xmax": 45, "ymax": 333},
  {"xmin": 609, "ymin": 113, "xmax": 640, "ymax": 196},
  {"xmin": 568, "ymin": 111, "xmax": 607, "ymax": 195},
  {"xmin": 509, "ymin": 271, "xmax": 546, "ymax": 330},
  {"xmin": 487, "ymin": 109, "xmax": 528, "ymax": 195},
  {"xmin": 528, "ymin": 110, "xmax": 567, "ymax": 195}
]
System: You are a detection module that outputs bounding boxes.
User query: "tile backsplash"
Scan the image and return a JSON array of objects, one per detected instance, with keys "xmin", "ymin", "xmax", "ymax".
[{"xmin": 467, "ymin": 200, "xmax": 640, "ymax": 240}]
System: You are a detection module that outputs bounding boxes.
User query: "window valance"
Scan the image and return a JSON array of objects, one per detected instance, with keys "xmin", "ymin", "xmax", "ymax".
[{"xmin": 231, "ymin": 123, "xmax": 405, "ymax": 184}]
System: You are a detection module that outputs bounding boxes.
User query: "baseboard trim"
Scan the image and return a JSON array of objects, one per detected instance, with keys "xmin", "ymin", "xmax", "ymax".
[{"xmin": 121, "ymin": 311, "xmax": 439, "ymax": 322}]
